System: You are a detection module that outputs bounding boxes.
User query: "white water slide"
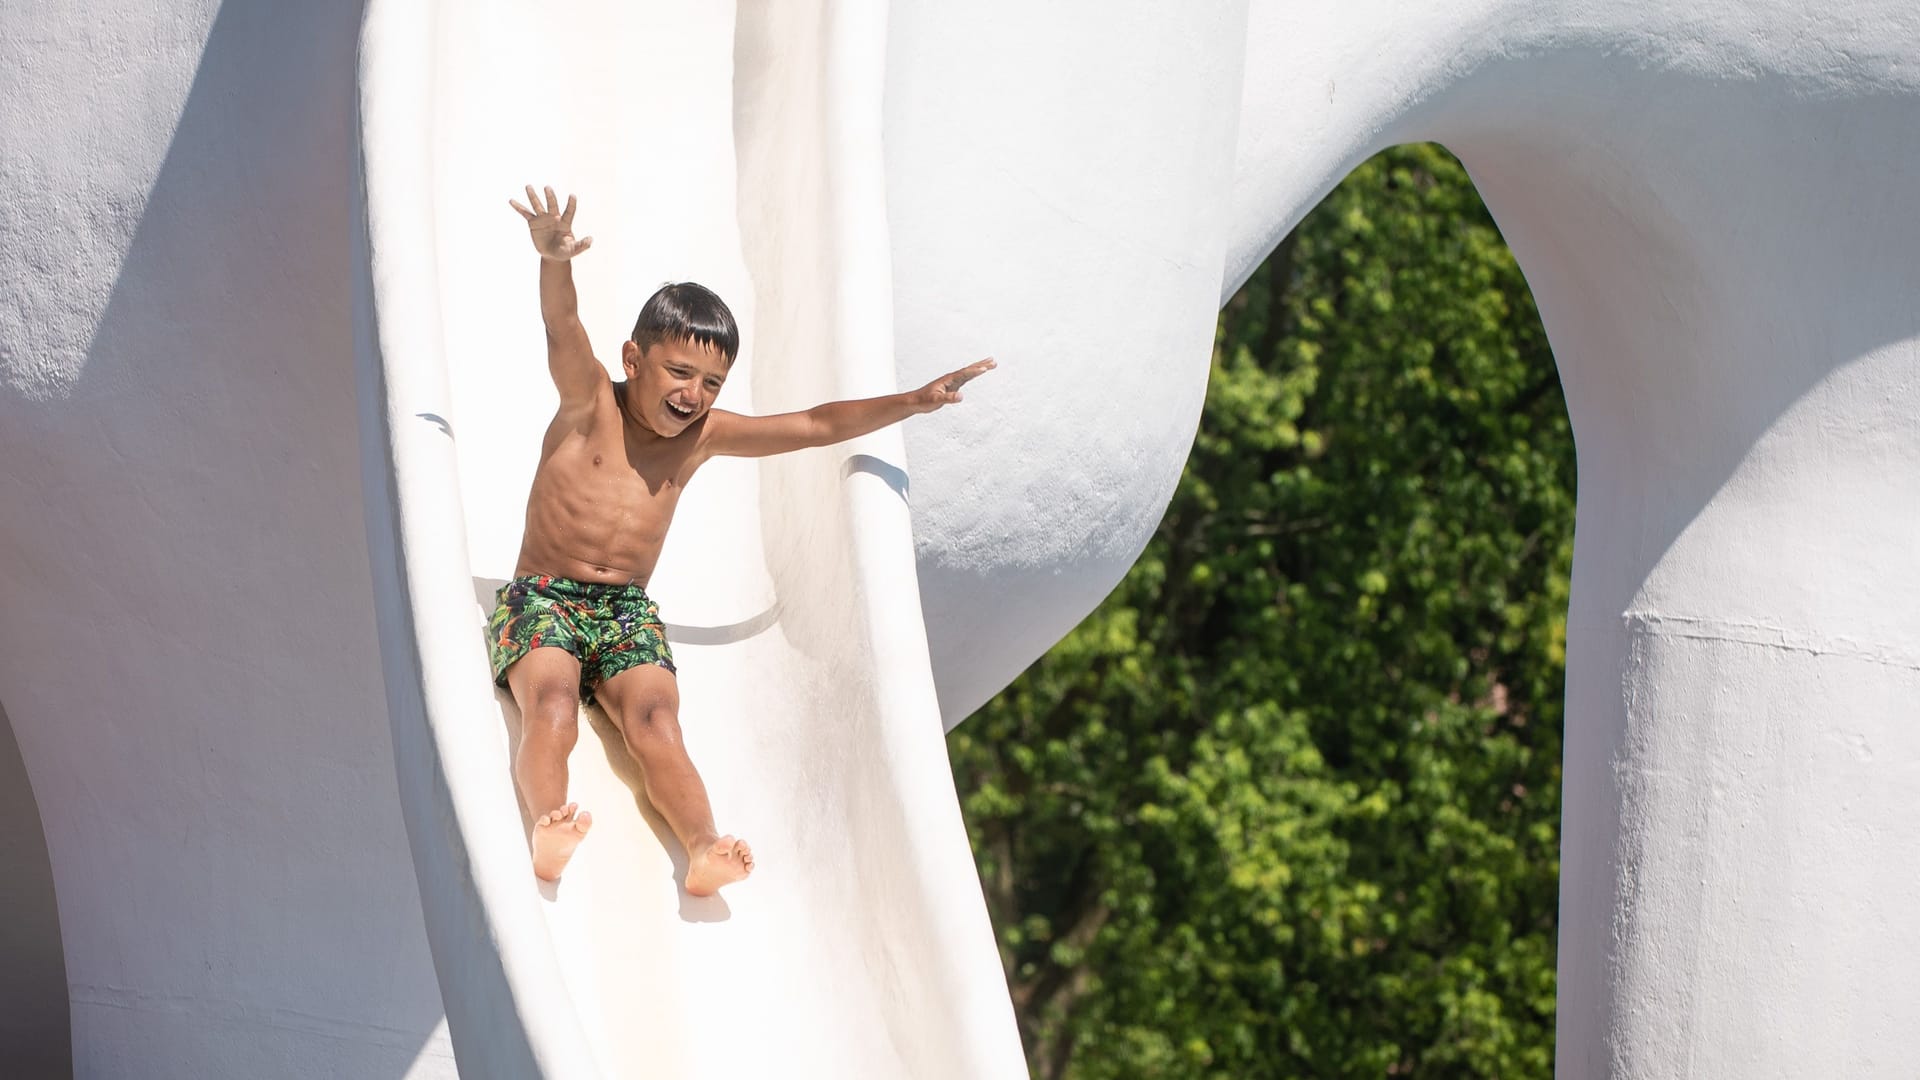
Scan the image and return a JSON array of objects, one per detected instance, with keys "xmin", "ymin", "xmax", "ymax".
[
  {"xmin": 353, "ymin": 2, "xmax": 1032, "ymax": 1077},
  {"xmin": 5, "ymin": 1, "xmax": 1918, "ymax": 1078}
]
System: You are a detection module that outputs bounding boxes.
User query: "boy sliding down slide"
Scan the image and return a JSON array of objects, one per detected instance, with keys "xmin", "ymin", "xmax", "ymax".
[{"xmin": 490, "ymin": 186, "xmax": 993, "ymax": 892}]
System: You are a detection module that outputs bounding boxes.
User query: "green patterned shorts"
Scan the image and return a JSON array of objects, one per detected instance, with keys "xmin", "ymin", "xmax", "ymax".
[{"xmin": 488, "ymin": 574, "xmax": 676, "ymax": 703}]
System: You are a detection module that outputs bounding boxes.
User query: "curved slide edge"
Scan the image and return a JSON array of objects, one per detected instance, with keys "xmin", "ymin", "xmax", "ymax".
[
  {"xmin": 355, "ymin": 2, "xmax": 599, "ymax": 1076},
  {"xmin": 356, "ymin": 1, "xmax": 1024, "ymax": 1076}
]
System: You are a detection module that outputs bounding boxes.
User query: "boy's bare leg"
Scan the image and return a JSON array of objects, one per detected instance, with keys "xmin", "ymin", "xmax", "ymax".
[
  {"xmin": 506, "ymin": 647, "xmax": 594, "ymax": 881},
  {"xmin": 597, "ymin": 664, "xmax": 754, "ymax": 896}
]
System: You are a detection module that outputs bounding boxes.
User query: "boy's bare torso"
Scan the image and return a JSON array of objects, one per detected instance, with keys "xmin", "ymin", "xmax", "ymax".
[{"xmin": 516, "ymin": 382, "xmax": 705, "ymax": 588}]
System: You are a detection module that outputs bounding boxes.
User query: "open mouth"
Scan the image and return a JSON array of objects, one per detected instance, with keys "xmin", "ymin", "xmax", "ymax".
[{"xmin": 665, "ymin": 400, "xmax": 695, "ymax": 421}]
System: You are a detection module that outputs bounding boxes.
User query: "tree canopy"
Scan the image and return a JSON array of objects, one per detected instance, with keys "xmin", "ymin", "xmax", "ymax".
[{"xmin": 949, "ymin": 143, "xmax": 1574, "ymax": 1079}]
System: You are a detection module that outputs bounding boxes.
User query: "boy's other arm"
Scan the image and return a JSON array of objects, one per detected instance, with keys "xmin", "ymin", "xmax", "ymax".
[
  {"xmin": 703, "ymin": 357, "xmax": 996, "ymax": 459},
  {"xmin": 509, "ymin": 185, "xmax": 605, "ymax": 406}
]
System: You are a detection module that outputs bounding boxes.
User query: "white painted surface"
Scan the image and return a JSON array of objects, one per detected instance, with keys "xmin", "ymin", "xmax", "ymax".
[
  {"xmin": 7, "ymin": 0, "xmax": 1915, "ymax": 1076},
  {"xmin": 884, "ymin": 1, "xmax": 1254, "ymax": 724},
  {"xmin": 0, "ymin": 3, "xmax": 457, "ymax": 1076}
]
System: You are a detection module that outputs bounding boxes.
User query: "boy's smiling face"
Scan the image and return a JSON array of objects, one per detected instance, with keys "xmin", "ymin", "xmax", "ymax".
[{"xmin": 621, "ymin": 337, "xmax": 730, "ymax": 437}]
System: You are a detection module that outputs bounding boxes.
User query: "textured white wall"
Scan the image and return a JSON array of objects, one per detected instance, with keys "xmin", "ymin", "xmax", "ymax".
[
  {"xmin": 0, "ymin": 2, "xmax": 456, "ymax": 1076},
  {"xmin": 885, "ymin": 0, "xmax": 1253, "ymax": 724}
]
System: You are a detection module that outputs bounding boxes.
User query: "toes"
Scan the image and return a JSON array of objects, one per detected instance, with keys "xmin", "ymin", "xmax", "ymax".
[
  {"xmin": 536, "ymin": 812, "xmax": 553, "ymax": 828},
  {"xmin": 573, "ymin": 810, "xmax": 593, "ymax": 834}
]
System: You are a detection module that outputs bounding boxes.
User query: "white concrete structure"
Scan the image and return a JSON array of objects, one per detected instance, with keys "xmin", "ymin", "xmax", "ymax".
[
  {"xmin": 3, "ymin": 4, "xmax": 456, "ymax": 1075},
  {"xmin": 3, "ymin": 1, "xmax": 1915, "ymax": 1078},
  {"xmin": 891, "ymin": 5, "xmax": 1920, "ymax": 1076}
]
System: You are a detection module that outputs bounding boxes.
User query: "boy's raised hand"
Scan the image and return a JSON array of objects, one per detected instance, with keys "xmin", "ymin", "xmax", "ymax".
[
  {"xmin": 509, "ymin": 184, "xmax": 594, "ymax": 261},
  {"xmin": 913, "ymin": 357, "xmax": 997, "ymax": 412}
]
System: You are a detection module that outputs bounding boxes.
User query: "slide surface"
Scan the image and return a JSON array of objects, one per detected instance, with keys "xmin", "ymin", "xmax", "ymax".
[{"xmin": 356, "ymin": 1, "xmax": 1025, "ymax": 1076}]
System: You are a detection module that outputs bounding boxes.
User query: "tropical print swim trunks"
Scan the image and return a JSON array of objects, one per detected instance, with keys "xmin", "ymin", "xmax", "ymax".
[{"xmin": 487, "ymin": 574, "xmax": 676, "ymax": 703}]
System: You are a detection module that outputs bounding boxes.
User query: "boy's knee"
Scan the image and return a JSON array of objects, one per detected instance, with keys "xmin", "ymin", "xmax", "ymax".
[
  {"xmin": 622, "ymin": 703, "xmax": 680, "ymax": 743},
  {"xmin": 523, "ymin": 683, "xmax": 581, "ymax": 732}
]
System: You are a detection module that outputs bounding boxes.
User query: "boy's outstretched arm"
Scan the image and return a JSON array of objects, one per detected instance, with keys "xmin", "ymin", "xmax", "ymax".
[
  {"xmin": 704, "ymin": 358, "xmax": 996, "ymax": 459},
  {"xmin": 508, "ymin": 185, "xmax": 605, "ymax": 406}
]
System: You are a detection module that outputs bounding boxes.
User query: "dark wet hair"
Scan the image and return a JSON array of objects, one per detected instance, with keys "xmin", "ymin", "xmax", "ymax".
[{"xmin": 630, "ymin": 282, "xmax": 739, "ymax": 365}]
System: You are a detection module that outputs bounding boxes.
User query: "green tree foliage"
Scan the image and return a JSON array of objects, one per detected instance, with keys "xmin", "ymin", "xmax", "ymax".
[{"xmin": 949, "ymin": 144, "xmax": 1574, "ymax": 1079}]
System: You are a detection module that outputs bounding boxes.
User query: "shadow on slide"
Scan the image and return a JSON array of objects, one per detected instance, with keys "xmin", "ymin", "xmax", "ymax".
[{"xmin": 473, "ymin": 576, "xmax": 782, "ymax": 648}]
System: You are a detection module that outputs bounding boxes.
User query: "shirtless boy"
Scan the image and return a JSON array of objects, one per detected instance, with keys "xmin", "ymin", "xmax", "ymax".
[{"xmin": 491, "ymin": 186, "xmax": 993, "ymax": 892}]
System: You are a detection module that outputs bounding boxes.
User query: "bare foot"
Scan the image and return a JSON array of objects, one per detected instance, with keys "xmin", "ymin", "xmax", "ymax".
[
  {"xmin": 685, "ymin": 834, "xmax": 753, "ymax": 896},
  {"xmin": 531, "ymin": 803, "xmax": 593, "ymax": 882}
]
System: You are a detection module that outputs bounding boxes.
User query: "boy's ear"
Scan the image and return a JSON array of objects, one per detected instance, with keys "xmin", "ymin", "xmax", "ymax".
[{"xmin": 621, "ymin": 339, "xmax": 641, "ymax": 374}]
